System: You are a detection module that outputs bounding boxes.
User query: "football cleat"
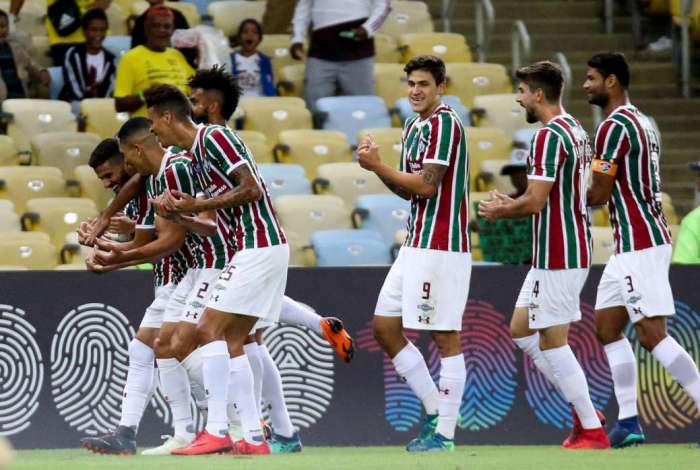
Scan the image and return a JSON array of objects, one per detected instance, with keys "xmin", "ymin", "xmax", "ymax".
[
  {"xmin": 407, "ymin": 432, "xmax": 455, "ymax": 452},
  {"xmin": 141, "ymin": 435, "xmax": 191, "ymax": 455},
  {"xmin": 565, "ymin": 427, "xmax": 611, "ymax": 449},
  {"xmin": 405, "ymin": 414, "xmax": 438, "ymax": 451},
  {"xmin": 80, "ymin": 425, "xmax": 136, "ymax": 455},
  {"xmin": 231, "ymin": 438, "xmax": 271, "ymax": 455},
  {"xmin": 608, "ymin": 416, "xmax": 646, "ymax": 448},
  {"xmin": 563, "ymin": 407, "xmax": 606, "ymax": 447},
  {"xmin": 320, "ymin": 317, "xmax": 355, "ymax": 363},
  {"xmin": 269, "ymin": 431, "xmax": 303, "ymax": 453},
  {"xmin": 171, "ymin": 431, "xmax": 233, "ymax": 455}
]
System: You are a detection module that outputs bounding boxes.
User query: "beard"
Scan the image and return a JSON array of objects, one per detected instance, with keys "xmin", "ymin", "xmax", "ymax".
[
  {"xmin": 525, "ymin": 107, "xmax": 538, "ymax": 124},
  {"xmin": 192, "ymin": 112, "xmax": 209, "ymax": 124},
  {"xmin": 587, "ymin": 91, "xmax": 610, "ymax": 107}
]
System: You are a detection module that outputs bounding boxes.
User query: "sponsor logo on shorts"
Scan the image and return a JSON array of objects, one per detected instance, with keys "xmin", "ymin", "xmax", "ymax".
[
  {"xmin": 213, "ymin": 283, "xmax": 227, "ymax": 291},
  {"xmin": 528, "ymin": 302, "xmax": 539, "ymax": 309},
  {"xmin": 627, "ymin": 294, "xmax": 642, "ymax": 305},
  {"xmin": 190, "ymin": 300, "xmax": 203, "ymax": 309},
  {"xmin": 417, "ymin": 299, "xmax": 436, "ymax": 325}
]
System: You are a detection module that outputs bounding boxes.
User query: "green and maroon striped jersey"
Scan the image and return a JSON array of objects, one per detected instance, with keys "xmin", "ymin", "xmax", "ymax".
[
  {"xmin": 527, "ymin": 114, "xmax": 592, "ymax": 269},
  {"xmin": 400, "ymin": 103, "xmax": 470, "ymax": 253},
  {"xmin": 189, "ymin": 124, "xmax": 286, "ymax": 251},
  {"xmin": 594, "ymin": 105, "xmax": 671, "ymax": 254}
]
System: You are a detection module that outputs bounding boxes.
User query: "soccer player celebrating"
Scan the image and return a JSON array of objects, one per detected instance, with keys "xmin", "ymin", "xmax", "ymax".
[
  {"xmin": 479, "ymin": 61, "xmax": 609, "ymax": 449},
  {"xmin": 584, "ymin": 52, "xmax": 700, "ymax": 448},
  {"xmin": 358, "ymin": 55, "xmax": 470, "ymax": 452}
]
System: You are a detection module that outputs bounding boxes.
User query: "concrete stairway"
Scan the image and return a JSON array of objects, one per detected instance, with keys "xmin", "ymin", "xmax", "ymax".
[{"xmin": 424, "ymin": 0, "xmax": 698, "ymax": 215}]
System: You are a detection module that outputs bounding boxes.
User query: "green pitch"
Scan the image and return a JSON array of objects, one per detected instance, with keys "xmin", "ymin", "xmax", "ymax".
[{"xmin": 10, "ymin": 445, "xmax": 700, "ymax": 470}]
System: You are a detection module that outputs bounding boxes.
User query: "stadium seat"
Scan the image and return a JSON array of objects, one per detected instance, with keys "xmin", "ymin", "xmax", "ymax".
[
  {"xmin": 394, "ymin": 95, "xmax": 470, "ymax": 126},
  {"xmin": 379, "ymin": 1, "xmax": 433, "ymax": 39},
  {"xmin": 30, "ymin": 36, "xmax": 52, "ymax": 69},
  {"xmin": 313, "ymin": 162, "xmax": 390, "ymax": 207},
  {"xmin": 477, "ymin": 159, "xmax": 514, "ymax": 193},
  {"xmin": 472, "ymin": 94, "xmax": 539, "ymax": 138},
  {"xmin": 591, "ymin": 206, "xmax": 610, "ymax": 227},
  {"xmin": 257, "ymin": 35, "xmax": 304, "ymax": 79},
  {"xmin": 105, "ymin": 3, "xmax": 129, "ymax": 36},
  {"xmin": 234, "ymin": 130, "xmax": 274, "ymax": 163},
  {"xmin": 208, "ymin": 0, "xmax": 266, "ymax": 36},
  {"xmin": 445, "ymin": 63, "xmax": 512, "ymax": 108},
  {"xmin": 356, "ymin": 128, "xmax": 403, "ymax": 169},
  {"xmin": 259, "ymin": 163, "xmax": 311, "ymax": 200},
  {"xmin": 374, "ymin": 33, "xmax": 402, "ymax": 63},
  {"xmin": 353, "ymin": 194, "xmax": 410, "ymax": 248},
  {"xmin": 80, "ymin": 98, "xmax": 130, "ymax": 139},
  {"xmin": 0, "ymin": 232, "xmax": 58, "ymax": 270},
  {"xmin": 315, "ymin": 96, "xmax": 392, "ymax": 146},
  {"xmin": 0, "ymin": 199, "xmax": 14, "ymax": 211},
  {"xmin": 0, "ymin": 136, "xmax": 18, "ymax": 166},
  {"xmin": 2, "ymin": 99, "xmax": 77, "ymax": 153},
  {"xmin": 0, "ymin": 166, "xmax": 69, "ymax": 213},
  {"xmin": 22, "ymin": 197, "xmax": 98, "ymax": 248},
  {"xmin": 277, "ymin": 64, "xmax": 305, "ymax": 97},
  {"xmin": 241, "ymin": 99, "xmax": 312, "ymax": 144},
  {"xmin": 73, "ymin": 165, "xmax": 113, "ymax": 211},
  {"xmin": 131, "ymin": 1, "xmax": 201, "ymax": 26},
  {"xmin": 31, "ymin": 132, "xmax": 101, "ymax": 178},
  {"xmin": 48, "ymin": 67, "xmax": 64, "ymax": 100},
  {"xmin": 591, "ymin": 226, "xmax": 615, "ymax": 265},
  {"xmin": 274, "ymin": 130, "xmax": 352, "ymax": 179},
  {"xmin": 398, "ymin": 33, "xmax": 471, "ymax": 63},
  {"xmin": 240, "ymin": 96, "xmax": 306, "ymax": 111},
  {"xmin": 374, "ymin": 63, "xmax": 408, "ymax": 109},
  {"xmin": 466, "ymin": 127, "xmax": 511, "ymax": 190},
  {"xmin": 102, "ymin": 36, "xmax": 132, "ymax": 60},
  {"xmin": 312, "ymin": 229, "xmax": 392, "ymax": 266},
  {"xmin": 183, "ymin": 0, "xmax": 212, "ymax": 15},
  {"xmin": 0, "ymin": 208, "xmax": 20, "ymax": 232}
]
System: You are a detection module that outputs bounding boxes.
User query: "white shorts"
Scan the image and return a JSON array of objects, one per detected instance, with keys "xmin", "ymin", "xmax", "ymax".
[
  {"xmin": 375, "ymin": 246, "xmax": 472, "ymax": 331},
  {"xmin": 516, "ymin": 268, "xmax": 589, "ymax": 329},
  {"xmin": 164, "ymin": 268, "xmax": 222, "ymax": 324},
  {"xmin": 140, "ymin": 283, "xmax": 177, "ymax": 329},
  {"xmin": 595, "ymin": 244, "xmax": 674, "ymax": 323},
  {"xmin": 207, "ymin": 244, "xmax": 289, "ymax": 323}
]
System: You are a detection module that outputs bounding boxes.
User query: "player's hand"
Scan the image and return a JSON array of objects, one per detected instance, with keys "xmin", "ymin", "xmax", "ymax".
[
  {"xmin": 290, "ymin": 42, "xmax": 304, "ymax": 60},
  {"xmin": 352, "ymin": 27, "xmax": 368, "ymax": 40},
  {"xmin": 85, "ymin": 254, "xmax": 105, "ymax": 274},
  {"xmin": 490, "ymin": 190, "xmax": 514, "ymax": 204},
  {"xmin": 167, "ymin": 189, "xmax": 199, "ymax": 213},
  {"xmin": 86, "ymin": 213, "xmax": 110, "ymax": 246},
  {"xmin": 94, "ymin": 237, "xmax": 128, "ymax": 255},
  {"xmin": 76, "ymin": 219, "xmax": 96, "ymax": 246},
  {"xmin": 478, "ymin": 197, "xmax": 503, "ymax": 222},
  {"xmin": 108, "ymin": 213, "xmax": 135, "ymax": 236},
  {"xmin": 357, "ymin": 134, "xmax": 381, "ymax": 171}
]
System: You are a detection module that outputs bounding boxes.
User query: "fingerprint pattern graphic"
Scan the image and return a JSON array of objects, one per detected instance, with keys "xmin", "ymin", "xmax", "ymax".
[
  {"xmin": 0, "ymin": 305, "xmax": 44, "ymax": 436},
  {"xmin": 524, "ymin": 302, "xmax": 613, "ymax": 429},
  {"xmin": 357, "ymin": 321, "xmax": 423, "ymax": 431},
  {"xmin": 51, "ymin": 303, "xmax": 134, "ymax": 434},
  {"xmin": 264, "ymin": 324, "xmax": 335, "ymax": 428},
  {"xmin": 427, "ymin": 300, "xmax": 518, "ymax": 431},
  {"xmin": 631, "ymin": 300, "xmax": 700, "ymax": 430}
]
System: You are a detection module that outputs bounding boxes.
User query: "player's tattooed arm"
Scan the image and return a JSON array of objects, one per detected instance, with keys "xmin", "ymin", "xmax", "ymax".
[
  {"xmin": 377, "ymin": 174, "xmax": 412, "ymax": 200},
  {"xmin": 421, "ymin": 163, "xmax": 448, "ymax": 192}
]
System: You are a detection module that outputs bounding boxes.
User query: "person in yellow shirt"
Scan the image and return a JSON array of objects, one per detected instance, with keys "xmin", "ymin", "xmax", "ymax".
[
  {"xmin": 114, "ymin": 6, "xmax": 193, "ymax": 117},
  {"xmin": 45, "ymin": 0, "xmax": 111, "ymax": 66}
]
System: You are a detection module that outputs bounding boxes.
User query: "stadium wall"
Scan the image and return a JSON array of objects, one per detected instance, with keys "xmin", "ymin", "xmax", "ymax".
[{"xmin": 1, "ymin": 266, "xmax": 699, "ymax": 448}]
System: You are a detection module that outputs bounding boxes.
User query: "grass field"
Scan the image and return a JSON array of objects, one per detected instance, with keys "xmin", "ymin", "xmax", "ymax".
[{"xmin": 8, "ymin": 445, "xmax": 700, "ymax": 470}]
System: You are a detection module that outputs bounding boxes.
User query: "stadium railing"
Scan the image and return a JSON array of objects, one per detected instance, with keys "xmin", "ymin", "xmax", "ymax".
[
  {"xmin": 475, "ymin": 0, "xmax": 495, "ymax": 62},
  {"xmin": 511, "ymin": 20, "xmax": 531, "ymax": 81}
]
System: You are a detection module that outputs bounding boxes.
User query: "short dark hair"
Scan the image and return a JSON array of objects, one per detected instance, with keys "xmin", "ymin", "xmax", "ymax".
[
  {"xmin": 188, "ymin": 65, "xmax": 241, "ymax": 120},
  {"xmin": 89, "ymin": 138, "xmax": 122, "ymax": 168},
  {"xmin": 587, "ymin": 52, "xmax": 630, "ymax": 89},
  {"xmin": 144, "ymin": 84, "xmax": 192, "ymax": 120},
  {"xmin": 82, "ymin": 8, "xmax": 108, "ymax": 30},
  {"xmin": 404, "ymin": 55, "xmax": 446, "ymax": 85},
  {"xmin": 237, "ymin": 18, "xmax": 263, "ymax": 38},
  {"xmin": 515, "ymin": 61, "xmax": 564, "ymax": 103},
  {"xmin": 117, "ymin": 117, "xmax": 152, "ymax": 143},
  {"xmin": 0, "ymin": 9, "xmax": 8, "ymax": 21}
]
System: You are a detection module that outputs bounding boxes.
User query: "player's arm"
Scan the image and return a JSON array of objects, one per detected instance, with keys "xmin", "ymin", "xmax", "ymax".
[
  {"xmin": 478, "ymin": 180, "xmax": 553, "ymax": 221},
  {"xmin": 87, "ymin": 174, "xmax": 145, "ymax": 244},
  {"xmin": 154, "ymin": 198, "xmax": 218, "ymax": 236},
  {"xmin": 588, "ymin": 121, "xmax": 624, "ymax": 206},
  {"xmin": 587, "ymin": 168, "xmax": 616, "ymax": 206}
]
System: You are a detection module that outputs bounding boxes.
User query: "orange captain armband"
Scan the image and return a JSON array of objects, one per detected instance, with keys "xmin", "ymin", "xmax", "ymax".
[{"xmin": 592, "ymin": 159, "xmax": 618, "ymax": 176}]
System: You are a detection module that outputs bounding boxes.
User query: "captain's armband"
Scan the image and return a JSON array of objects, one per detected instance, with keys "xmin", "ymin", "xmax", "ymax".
[{"xmin": 592, "ymin": 159, "xmax": 618, "ymax": 176}]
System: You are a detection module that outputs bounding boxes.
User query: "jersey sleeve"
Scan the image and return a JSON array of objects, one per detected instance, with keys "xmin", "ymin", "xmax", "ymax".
[
  {"xmin": 113, "ymin": 51, "xmax": 135, "ymax": 98},
  {"xmin": 135, "ymin": 184, "xmax": 155, "ymax": 229},
  {"xmin": 594, "ymin": 119, "xmax": 628, "ymax": 162},
  {"xmin": 527, "ymin": 128, "xmax": 562, "ymax": 181},
  {"xmin": 203, "ymin": 127, "xmax": 252, "ymax": 176},
  {"xmin": 423, "ymin": 112, "xmax": 460, "ymax": 167}
]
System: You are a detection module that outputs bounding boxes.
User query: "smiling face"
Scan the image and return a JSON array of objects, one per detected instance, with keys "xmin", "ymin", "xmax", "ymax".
[
  {"xmin": 583, "ymin": 67, "xmax": 610, "ymax": 107},
  {"xmin": 94, "ymin": 157, "xmax": 129, "ymax": 193},
  {"xmin": 145, "ymin": 13, "xmax": 174, "ymax": 51},
  {"xmin": 516, "ymin": 81, "xmax": 541, "ymax": 124},
  {"xmin": 406, "ymin": 69, "xmax": 444, "ymax": 119},
  {"xmin": 84, "ymin": 18, "xmax": 108, "ymax": 52}
]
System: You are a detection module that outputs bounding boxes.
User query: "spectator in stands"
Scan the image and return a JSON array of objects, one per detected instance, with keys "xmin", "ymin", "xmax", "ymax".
[
  {"xmin": 45, "ymin": 0, "xmax": 111, "ymax": 66},
  {"xmin": 59, "ymin": 9, "xmax": 116, "ymax": 102},
  {"xmin": 672, "ymin": 204, "xmax": 700, "ymax": 264},
  {"xmin": 0, "ymin": 8, "xmax": 49, "ymax": 101},
  {"xmin": 130, "ymin": 0, "xmax": 189, "ymax": 48},
  {"xmin": 230, "ymin": 19, "xmax": 275, "ymax": 97},
  {"xmin": 114, "ymin": 5, "xmax": 194, "ymax": 117},
  {"xmin": 290, "ymin": 0, "xmax": 391, "ymax": 111}
]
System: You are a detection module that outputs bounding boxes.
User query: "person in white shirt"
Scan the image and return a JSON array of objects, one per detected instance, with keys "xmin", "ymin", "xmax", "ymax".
[{"xmin": 230, "ymin": 18, "xmax": 276, "ymax": 97}]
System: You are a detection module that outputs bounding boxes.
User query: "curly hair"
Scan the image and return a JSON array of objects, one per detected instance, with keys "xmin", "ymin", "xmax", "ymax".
[{"xmin": 188, "ymin": 65, "xmax": 242, "ymax": 121}]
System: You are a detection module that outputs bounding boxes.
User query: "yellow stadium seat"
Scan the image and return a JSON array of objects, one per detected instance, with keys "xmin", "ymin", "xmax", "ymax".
[
  {"xmin": 314, "ymin": 162, "xmax": 390, "ymax": 207},
  {"xmin": 466, "ymin": 127, "xmax": 511, "ymax": 191},
  {"xmin": 257, "ymin": 35, "xmax": 305, "ymax": 79},
  {"xmin": 399, "ymin": 33, "xmax": 472, "ymax": 63},
  {"xmin": 81, "ymin": 98, "xmax": 130, "ymax": 140},
  {"xmin": 0, "ymin": 166, "xmax": 69, "ymax": 213},
  {"xmin": 472, "ymin": 94, "xmax": 539, "ymax": 138},
  {"xmin": 446, "ymin": 63, "xmax": 512, "ymax": 108},
  {"xmin": 591, "ymin": 226, "xmax": 615, "ymax": 265},
  {"xmin": 277, "ymin": 64, "xmax": 305, "ymax": 97},
  {"xmin": 0, "ymin": 233, "xmax": 58, "ymax": 269},
  {"xmin": 30, "ymin": 36, "xmax": 52, "ymax": 69},
  {"xmin": 240, "ymin": 96, "xmax": 307, "ymax": 111},
  {"xmin": 374, "ymin": 33, "xmax": 402, "ymax": 63},
  {"xmin": 242, "ymin": 103, "xmax": 312, "ymax": 144},
  {"xmin": 357, "ymin": 128, "xmax": 403, "ymax": 169},
  {"xmin": 208, "ymin": 0, "xmax": 266, "ymax": 37},
  {"xmin": 2, "ymin": 99, "xmax": 77, "ymax": 153},
  {"xmin": 73, "ymin": 165, "xmax": 113, "ymax": 211},
  {"xmin": 0, "ymin": 199, "xmax": 14, "ymax": 211},
  {"xmin": 476, "ymin": 159, "xmax": 514, "ymax": 193},
  {"xmin": 374, "ymin": 63, "xmax": 408, "ymax": 109},
  {"xmin": 106, "ymin": 3, "xmax": 129, "ymax": 35},
  {"xmin": 131, "ymin": 1, "xmax": 201, "ymax": 26},
  {"xmin": 274, "ymin": 130, "xmax": 352, "ymax": 179},
  {"xmin": 113, "ymin": 0, "xmax": 139, "ymax": 12},
  {"xmin": 232, "ymin": 130, "xmax": 274, "ymax": 163},
  {"xmin": 22, "ymin": 198, "xmax": 98, "ymax": 248},
  {"xmin": 591, "ymin": 206, "xmax": 610, "ymax": 227},
  {"xmin": 31, "ymin": 132, "xmax": 102, "ymax": 178},
  {"xmin": 379, "ymin": 1, "xmax": 434, "ymax": 39},
  {"xmin": 0, "ymin": 208, "xmax": 20, "ymax": 232},
  {"xmin": 660, "ymin": 192, "xmax": 679, "ymax": 225},
  {"xmin": 0, "ymin": 135, "xmax": 18, "ymax": 166}
]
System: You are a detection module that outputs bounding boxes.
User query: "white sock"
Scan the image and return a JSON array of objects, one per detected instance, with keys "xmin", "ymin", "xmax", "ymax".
[
  {"xmin": 543, "ymin": 345, "xmax": 600, "ymax": 429},
  {"xmin": 244, "ymin": 343, "xmax": 264, "ymax": 416},
  {"xmin": 156, "ymin": 358, "xmax": 194, "ymax": 439},
  {"xmin": 119, "ymin": 338, "xmax": 155, "ymax": 429},
  {"xmin": 139, "ymin": 368, "xmax": 158, "ymax": 418},
  {"xmin": 201, "ymin": 340, "xmax": 230, "ymax": 436},
  {"xmin": 513, "ymin": 333, "xmax": 559, "ymax": 386},
  {"xmin": 604, "ymin": 338, "xmax": 639, "ymax": 419},
  {"xmin": 391, "ymin": 342, "xmax": 439, "ymax": 415},
  {"xmin": 182, "ymin": 349, "xmax": 208, "ymax": 422},
  {"xmin": 229, "ymin": 355, "xmax": 264, "ymax": 444},
  {"xmin": 436, "ymin": 354, "xmax": 466, "ymax": 440},
  {"xmin": 279, "ymin": 296, "xmax": 323, "ymax": 334},
  {"xmin": 652, "ymin": 336, "xmax": 700, "ymax": 409},
  {"xmin": 260, "ymin": 344, "xmax": 295, "ymax": 438}
]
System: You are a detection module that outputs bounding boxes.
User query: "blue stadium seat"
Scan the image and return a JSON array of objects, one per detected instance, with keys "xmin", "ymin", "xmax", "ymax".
[
  {"xmin": 103, "ymin": 36, "xmax": 132, "ymax": 60},
  {"xmin": 395, "ymin": 95, "xmax": 470, "ymax": 125},
  {"xmin": 311, "ymin": 229, "xmax": 392, "ymax": 266},
  {"xmin": 183, "ymin": 0, "xmax": 212, "ymax": 16},
  {"xmin": 259, "ymin": 163, "xmax": 312, "ymax": 199},
  {"xmin": 48, "ymin": 67, "xmax": 63, "ymax": 100},
  {"xmin": 315, "ymin": 96, "xmax": 391, "ymax": 146},
  {"xmin": 353, "ymin": 194, "xmax": 410, "ymax": 248}
]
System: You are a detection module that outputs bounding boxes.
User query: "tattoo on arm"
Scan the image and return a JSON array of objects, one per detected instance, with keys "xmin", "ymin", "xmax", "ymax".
[
  {"xmin": 422, "ymin": 164, "xmax": 448, "ymax": 189},
  {"xmin": 379, "ymin": 174, "xmax": 412, "ymax": 200},
  {"xmin": 200, "ymin": 164, "xmax": 262, "ymax": 211}
]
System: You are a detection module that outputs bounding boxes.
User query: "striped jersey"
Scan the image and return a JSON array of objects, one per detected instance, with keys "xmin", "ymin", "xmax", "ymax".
[
  {"xmin": 594, "ymin": 105, "xmax": 671, "ymax": 253},
  {"xmin": 149, "ymin": 147, "xmax": 234, "ymax": 269},
  {"xmin": 189, "ymin": 124, "xmax": 286, "ymax": 251},
  {"xmin": 400, "ymin": 103, "xmax": 470, "ymax": 252},
  {"xmin": 528, "ymin": 114, "xmax": 592, "ymax": 269}
]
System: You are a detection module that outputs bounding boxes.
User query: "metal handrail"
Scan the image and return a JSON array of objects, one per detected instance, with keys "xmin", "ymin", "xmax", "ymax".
[
  {"xmin": 442, "ymin": 0, "xmax": 455, "ymax": 33},
  {"xmin": 554, "ymin": 52, "xmax": 572, "ymax": 103},
  {"xmin": 604, "ymin": 0, "xmax": 614, "ymax": 33},
  {"xmin": 511, "ymin": 20, "xmax": 531, "ymax": 78},
  {"xmin": 475, "ymin": 0, "xmax": 495, "ymax": 62},
  {"xmin": 680, "ymin": 0, "xmax": 693, "ymax": 98}
]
